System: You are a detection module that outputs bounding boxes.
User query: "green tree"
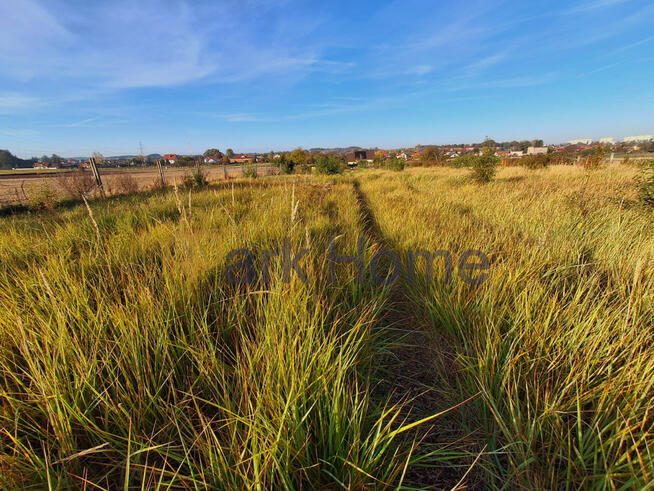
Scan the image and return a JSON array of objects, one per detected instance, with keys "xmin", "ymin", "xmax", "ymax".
[
  {"xmin": 226, "ymin": 149, "xmax": 235, "ymax": 158},
  {"xmin": 289, "ymin": 148, "xmax": 309, "ymax": 173},
  {"xmin": 315, "ymin": 155, "xmax": 344, "ymax": 175},
  {"xmin": 204, "ymin": 149, "xmax": 222, "ymax": 159}
]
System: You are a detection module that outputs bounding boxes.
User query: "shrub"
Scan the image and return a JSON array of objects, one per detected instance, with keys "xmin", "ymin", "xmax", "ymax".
[
  {"xmin": 580, "ymin": 147, "xmax": 607, "ymax": 170},
  {"xmin": 182, "ymin": 168, "xmax": 209, "ymax": 189},
  {"xmin": 315, "ymin": 155, "xmax": 344, "ymax": 175},
  {"xmin": 635, "ymin": 160, "xmax": 654, "ymax": 207},
  {"xmin": 113, "ymin": 173, "xmax": 140, "ymax": 194},
  {"xmin": 450, "ymin": 153, "xmax": 478, "ymax": 168},
  {"xmin": 28, "ymin": 182, "xmax": 60, "ymax": 210},
  {"xmin": 355, "ymin": 159, "xmax": 369, "ymax": 169},
  {"xmin": 242, "ymin": 163, "xmax": 258, "ymax": 178},
  {"xmin": 57, "ymin": 170, "xmax": 96, "ymax": 198},
  {"xmin": 470, "ymin": 151, "xmax": 499, "ymax": 183},
  {"xmin": 384, "ymin": 157, "xmax": 405, "ymax": 171},
  {"xmin": 520, "ymin": 154, "xmax": 550, "ymax": 169}
]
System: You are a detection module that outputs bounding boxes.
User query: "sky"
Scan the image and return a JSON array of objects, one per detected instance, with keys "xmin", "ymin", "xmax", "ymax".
[{"xmin": 1, "ymin": 0, "xmax": 653, "ymax": 158}]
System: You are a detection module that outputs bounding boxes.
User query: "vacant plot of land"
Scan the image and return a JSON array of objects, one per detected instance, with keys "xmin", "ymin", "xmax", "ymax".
[{"xmin": 0, "ymin": 165, "xmax": 651, "ymax": 488}]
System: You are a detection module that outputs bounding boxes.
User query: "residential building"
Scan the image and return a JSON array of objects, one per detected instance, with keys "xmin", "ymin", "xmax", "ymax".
[
  {"xmin": 623, "ymin": 135, "xmax": 653, "ymax": 143},
  {"xmin": 230, "ymin": 154, "xmax": 254, "ymax": 163},
  {"xmin": 599, "ymin": 137, "xmax": 615, "ymax": 144},
  {"xmin": 568, "ymin": 139, "xmax": 593, "ymax": 145},
  {"xmin": 164, "ymin": 154, "xmax": 178, "ymax": 164},
  {"xmin": 345, "ymin": 150, "xmax": 374, "ymax": 164},
  {"xmin": 527, "ymin": 147, "xmax": 548, "ymax": 155}
]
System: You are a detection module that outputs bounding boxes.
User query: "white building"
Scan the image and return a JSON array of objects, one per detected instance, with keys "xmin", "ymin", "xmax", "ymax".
[
  {"xmin": 623, "ymin": 135, "xmax": 653, "ymax": 143},
  {"xmin": 527, "ymin": 147, "xmax": 548, "ymax": 155},
  {"xmin": 599, "ymin": 137, "xmax": 615, "ymax": 144},
  {"xmin": 568, "ymin": 139, "xmax": 593, "ymax": 145},
  {"xmin": 510, "ymin": 150, "xmax": 524, "ymax": 157}
]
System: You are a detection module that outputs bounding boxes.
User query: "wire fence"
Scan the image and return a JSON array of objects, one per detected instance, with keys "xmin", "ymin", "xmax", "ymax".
[{"xmin": 0, "ymin": 165, "xmax": 280, "ymax": 211}]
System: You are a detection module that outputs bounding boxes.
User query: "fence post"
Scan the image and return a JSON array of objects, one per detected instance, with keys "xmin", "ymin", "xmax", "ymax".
[
  {"xmin": 89, "ymin": 157, "xmax": 106, "ymax": 198},
  {"xmin": 156, "ymin": 159, "xmax": 166, "ymax": 187}
]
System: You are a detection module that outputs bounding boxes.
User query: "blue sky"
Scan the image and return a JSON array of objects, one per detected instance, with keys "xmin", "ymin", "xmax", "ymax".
[{"xmin": 1, "ymin": 0, "xmax": 653, "ymax": 157}]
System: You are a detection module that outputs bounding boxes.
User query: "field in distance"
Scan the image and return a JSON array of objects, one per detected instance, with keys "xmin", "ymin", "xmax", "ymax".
[{"xmin": 0, "ymin": 164, "xmax": 651, "ymax": 488}]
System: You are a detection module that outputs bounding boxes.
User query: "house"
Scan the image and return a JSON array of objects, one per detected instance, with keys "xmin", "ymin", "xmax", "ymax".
[
  {"xmin": 527, "ymin": 147, "xmax": 548, "ymax": 155},
  {"xmin": 624, "ymin": 135, "xmax": 653, "ymax": 143},
  {"xmin": 345, "ymin": 150, "xmax": 374, "ymax": 164},
  {"xmin": 510, "ymin": 150, "xmax": 525, "ymax": 157},
  {"xmin": 230, "ymin": 154, "xmax": 254, "ymax": 164},
  {"xmin": 204, "ymin": 157, "xmax": 218, "ymax": 164},
  {"xmin": 164, "ymin": 154, "xmax": 178, "ymax": 164},
  {"xmin": 496, "ymin": 150, "xmax": 510, "ymax": 157},
  {"xmin": 396, "ymin": 152, "xmax": 408, "ymax": 160}
]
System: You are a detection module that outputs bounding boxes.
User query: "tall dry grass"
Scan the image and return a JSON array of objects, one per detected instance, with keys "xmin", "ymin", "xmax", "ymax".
[
  {"xmin": 0, "ymin": 177, "xmax": 437, "ymax": 488},
  {"xmin": 357, "ymin": 164, "xmax": 653, "ymax": 488}
]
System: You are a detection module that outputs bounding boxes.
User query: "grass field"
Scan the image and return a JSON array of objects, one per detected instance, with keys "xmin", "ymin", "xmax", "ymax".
[{"xmin": 0, "ymin": 165, "xmax": 652, "ymax": 488}]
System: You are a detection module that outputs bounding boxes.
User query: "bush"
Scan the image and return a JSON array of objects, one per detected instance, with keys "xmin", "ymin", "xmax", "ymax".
[
  {"xmin": 182, "ymin": 168, "xmax": 209, "ymax": 189},
  {"xmin": 635, "ymin": 160, "xmax": 654, "ymax": 207},
  {"xmin": 520, "ymin": 154, "xmax": 550, "ymax": 169},
  {"xmin": 242, "ymin": 163, "xmax": 258, "ymax": 178},
  {"xmin": 112, "ymin": 173, "xmax": 140, "ymax": 194},
  {"xmin": 450, "ymin": 153, "xmax": 478, "ymax": 168},
  {"xmin": 470, "ymin": 151, "xmax": 499, "ymax": 183},
  {"xmin": 580, "ymin": 147, "xmax": 607, "ymax": 170},
  {"xmin": 28, "ymin": 182, "xmax": 60, "ymax": 210},
  {"xmin": 315, "ymin": 155, "xmax": 344, "ymax": 175},
  {"xmin": 57, "ymin": 171, "xmax": 96, "ymax": 198},
  {"xmin": 384, "ymin": 157, "xmax": 405, "ymax": 171}
]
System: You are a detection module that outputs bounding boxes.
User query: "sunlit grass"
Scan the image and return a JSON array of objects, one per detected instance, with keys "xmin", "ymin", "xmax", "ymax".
[
  {"xmin": 1, "ymin": 165, "xmax": 651, "ymax": 488},
  {"xmin": 357, "ymin": 164, "xmax": 653, "ymax": 488}
]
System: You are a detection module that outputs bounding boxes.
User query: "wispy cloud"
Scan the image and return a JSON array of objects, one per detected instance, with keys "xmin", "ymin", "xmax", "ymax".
[
  {"xmin": 565, "ymin": 0, "xmax": 633, "ymax": 14},
  {"xmin": 0, "ymin": 93, "xmax": 44, "ymax": 113}
]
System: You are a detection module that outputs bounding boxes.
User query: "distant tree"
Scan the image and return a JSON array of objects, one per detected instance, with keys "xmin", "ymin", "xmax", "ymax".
[
  {"xmin": 315, "ymin": 155, "xmax": 344, "ymax": 175},
  {"xmin": 204, "ymin": 148, "xmax": 222, "ymax": 159},
  {"xmin": 532, "ymin": 139, "xmax": 544, "ymax": 148},
  {"xmin": 51, "ymin": 154, "xmax": 62, "ymax": 164},
  {"xmin": 420, "ymin": 146, "xmax": 445, "ymax": 166},
  {"xmin": 92, "ymin": 152, "xmax": 104, "ymax": 163},
  {"xmin": 373, "ymin": 151, "xmax": 385, "ymax": 166},
  {"xmin": 226, "ymin": 149, "xmax": 235, "ymax": 158},
  {"xmin": 289, "ymin": 148, "xmax": 309, "ymax": 173},
  {"xmin": 278, "ymin": 154, "xmax": 295, "ymax": 174},
  {"xmin": 0, "ymin": 150, "xmax": 34, "ymax": 169},
  {"xmin": 481, "ymin": 137, "xmax": 497, "ymax": 148}
]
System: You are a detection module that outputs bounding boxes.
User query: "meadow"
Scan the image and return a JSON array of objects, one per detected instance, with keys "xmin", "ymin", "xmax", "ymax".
[{"xmin": 0, "ymin": 164, "xmax": 651, "ymax": 489}]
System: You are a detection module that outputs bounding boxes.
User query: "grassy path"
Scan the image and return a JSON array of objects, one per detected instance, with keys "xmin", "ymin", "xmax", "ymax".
[{"xmin": 352, "ymin": 179, "xmax": 483, "ymax": 489}]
